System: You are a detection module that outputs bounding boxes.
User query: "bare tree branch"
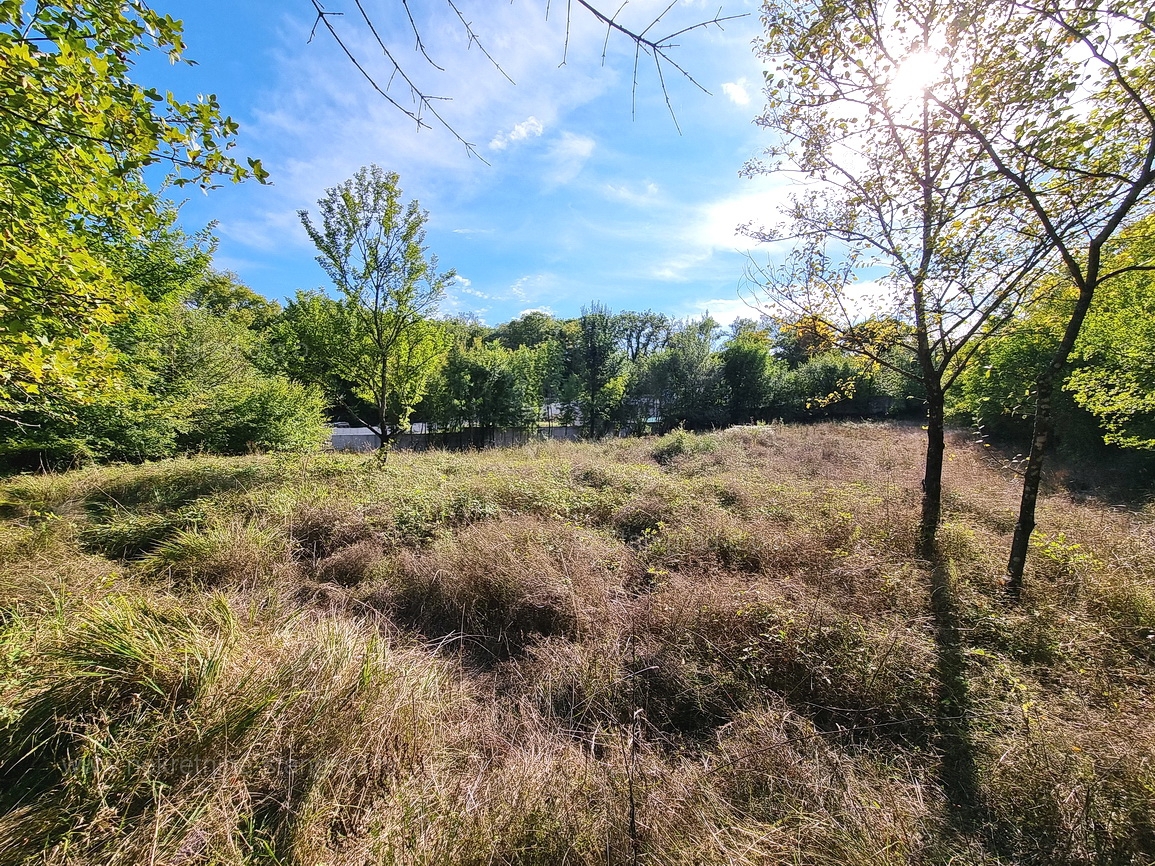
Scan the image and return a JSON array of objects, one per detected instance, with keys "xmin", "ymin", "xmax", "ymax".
[
  {"xmin": 308, "ymin": 0, "xmax": 482, "ymax": 158},
  {"xmin": 305, "ymin": 1, "xmax": 747, "ymax": 151}
]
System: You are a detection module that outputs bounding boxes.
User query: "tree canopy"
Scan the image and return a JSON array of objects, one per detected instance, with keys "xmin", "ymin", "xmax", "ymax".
[{"xmin": 0, "ymin": 0, "xmax": 265, "ymax": 419}]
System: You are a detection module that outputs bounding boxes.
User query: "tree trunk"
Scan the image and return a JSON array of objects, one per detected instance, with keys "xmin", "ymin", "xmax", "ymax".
[
  {"xmin": 919, "ymin": 390, "xmax": 946, "ymax": 560},
  {"xmin": 1005, "ymin": 275, "xmax": 1096, "ymax": 598},
  {"xmin": 1005, "ymin": 379, "xmax": 1054, "ymax": 598}
]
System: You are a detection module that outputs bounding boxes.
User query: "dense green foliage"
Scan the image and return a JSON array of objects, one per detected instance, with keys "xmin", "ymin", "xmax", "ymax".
[
  {"xmin": 0, "ymin": 234, "xmax": 328, "ymax": 469},
  {"xmin": 950, "ymin": 219, "xmax": 1155, "ymax": 457},
  {"xmin": 0, "ymin": 0, "xmax": 265, "ymax": 417},
  {"xmin": 1065, "ymin": 221, "xmax": 1155, "ymax": 450}
]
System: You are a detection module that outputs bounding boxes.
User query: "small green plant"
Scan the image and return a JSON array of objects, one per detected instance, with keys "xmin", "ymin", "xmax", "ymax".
[{"xmin": 651, "ymin": 427, "xmax": 716, "ymax": 465}]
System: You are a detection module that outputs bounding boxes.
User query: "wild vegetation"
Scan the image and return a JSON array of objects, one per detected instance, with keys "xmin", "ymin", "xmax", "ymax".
[
  {"xmin": 1, "ymin": 423, "xmax": 1152, "ymax": 864},
  {"xmin": 3, "ymin": 4, "xmax": 1154, "ymax": 860}
]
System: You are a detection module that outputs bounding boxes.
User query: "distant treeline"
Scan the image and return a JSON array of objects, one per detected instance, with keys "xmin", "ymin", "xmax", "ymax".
[{"xmin": 0, "ymin": 225, "xmax": 1146, "ymax": 470}]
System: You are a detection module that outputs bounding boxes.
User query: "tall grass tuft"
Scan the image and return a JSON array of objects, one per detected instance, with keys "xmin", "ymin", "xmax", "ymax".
[
  {"xmin": 142, "ymin": 520, "xmax": 288, "ymax": 587},
  {"xmin": 380, "ymin": 515, "xmax": 633, "ymax": 656}
]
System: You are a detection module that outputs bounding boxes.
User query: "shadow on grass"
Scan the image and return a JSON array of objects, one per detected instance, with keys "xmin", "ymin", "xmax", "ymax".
[
  {"xmin": 927, "ymin": 551, "xmax": 1009, "ymax": 858},
  {"xmin": 929, "ymin": 557, "xmax": 980, "ymax": 815}
]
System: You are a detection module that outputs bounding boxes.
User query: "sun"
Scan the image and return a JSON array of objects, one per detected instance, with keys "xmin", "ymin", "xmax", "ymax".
[{"xmin": 886, "ymin": 49, "xmax": 948, "ymax": 112}]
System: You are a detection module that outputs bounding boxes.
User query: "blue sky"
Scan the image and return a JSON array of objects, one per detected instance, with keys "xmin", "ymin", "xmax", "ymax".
[{"xmin": 140, "ymin": 0, "xmax": 792, "ymax": 325}]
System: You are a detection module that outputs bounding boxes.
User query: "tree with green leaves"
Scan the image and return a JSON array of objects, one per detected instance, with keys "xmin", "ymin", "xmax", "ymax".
[
  {"xmin": 297, "ymin": 166, "xmax": 454, "ymax": 446},
  {"xmin": 186, "ymin": 271, "xmax": 282, "ymax": 332},
  {"xmin": 745, "ymin": 0, "xmax": 1052, "ymax": 558},
  {"xmin": 721, "ymin": 329, "xmax": 777, "ymax": 424},
  {"xmin": 639, "ymin": 316, "xmax": 728, "ymax": 430},
  {"xmin": 1065, "ymin": 219, "xmax": 1155, "ymax": 450},
  {"xmin": 956, "ymin": 218, "xmax": 1155, "ymax": 454},
  {"xmin": 425, "ymin": 339, "xmax": 543, "ymax": 445},
  {"xmin": 616, "ymin": 310, "xmax": 672, "ymax": 363},
  {"xmin": 922, "ymin": 0, "xmax": 1155, "ymax": 592},
  {"xmin": 0, "ymin": 0, "xmax": 265, "ymax": 419},
  {"xmin": 569, "ymin": 303, "xmax": 625, "ymax": 438},
  {"xmin": 0, "ymin": 230, "xmax": 324, "ymax": 468}
]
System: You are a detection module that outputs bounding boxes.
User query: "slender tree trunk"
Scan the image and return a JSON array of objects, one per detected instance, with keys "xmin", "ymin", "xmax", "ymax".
[
  {"xmin": 1005, "ymin": 379, "xmax": 1055, "ymax": 598},
  {"xmin": 913, "ymin": 88, "xmax": 944, "ymax": 563},
  {"xmin": 919, "ymin": 389, "xmax": 946, "ymax": 560},
  {"xmin": 1005, "ymin": 277, "xmax": 1096, "ymax": 597},
  {"xmin": 376, "ymin": 354, "xmax": 389, "ymax": 450}
]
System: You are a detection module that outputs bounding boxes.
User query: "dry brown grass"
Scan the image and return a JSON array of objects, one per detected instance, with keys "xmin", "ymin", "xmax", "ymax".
[
  {"xmin": 1, "ymin": 421, "xmax": 1153, "ymax": 864},
  {"xmin": 377, "ymin": 515, "xmax": 635, "ymax": 657}
]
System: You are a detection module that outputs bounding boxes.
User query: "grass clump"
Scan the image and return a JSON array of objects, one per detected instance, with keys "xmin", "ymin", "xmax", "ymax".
[
  {"xmin": 651, "ymin": 426, "xmax": 718, "ymax": 467},
  {"xmin": 141, "ymin": 520, "xmax": 288, "ymax": 587},
  {"xmin": 77, "ymin": 504, "xmax": 206, "ymax": 559},
  {"xmin": 381, "ymin": 515, "xmax": 632, "ymax": 656}
]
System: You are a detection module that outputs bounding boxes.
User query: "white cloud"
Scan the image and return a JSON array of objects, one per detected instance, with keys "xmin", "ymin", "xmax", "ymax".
[
  {"xmin": 489, "ymin": 116, "xmax": 545, "ymax": 150},
  {"xmin": 680, "ymin": 296, "xmax": 763, "ymax": 326},
  {"xmin": 231, "ymin": 5, "xmax": 620, "ymax": 241},
  {"xmin": 170, "ymin": 2, "xmax": 776, "ymax": 321},
  {"xmin": 545, "ymin": 132, "xmax": 596, "ymax": 186},
  {"xmin": 722, "ymin": 78, "xmax": 751, "ymax": 106},
  {"xmin": 643, "ymin": 179, "xmax": 794, "ymax": 283},
  {"xmin": 699, "ymin": 185, "xmax": 793, "ymax": 250},
  {"xmin": 217, "ymin": 208, "xmax": 307, "ymax": 252},
  {"xmin": 603, "ymin": 181, "xmax": 660, "ymax": 205},
  {"xmin": 508, "ymin": 273, "xmax": 562, "ymax": 303}
]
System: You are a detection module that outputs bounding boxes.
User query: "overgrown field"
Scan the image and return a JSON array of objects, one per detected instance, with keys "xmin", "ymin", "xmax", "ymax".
[{"xmin": 0, "ymin": 423, "xmax": 1152, "ymax": 865}]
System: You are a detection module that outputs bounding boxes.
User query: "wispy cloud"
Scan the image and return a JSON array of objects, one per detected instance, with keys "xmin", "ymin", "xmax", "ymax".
[
  {"xmin": 168, "ymin": 2, "xmax": 776, "ymax": 323},
  {"xmin": 236, "ymin": 5, "xmax": 618, "ymax": 231},
  {"xmin": 641, "ymin": 179, "xmax": 794, "ymax": 283},
  {"xmin": 545, "ymin": 132, "xmax": 596, "ymax": 186},
  {"xmin": 722, "ymin": 78, "xmax": 751, "ymax": 106},
  {"xmin": 603, "ymin": 181, "xmax": 660, "ymax": 205},
  {"xmin": 509, "ymin": 273, "xmax": 556, "ymax": 302},
  {"xmin": 489, "ymin": 116, "xmax": 544, "ymax": 150}
]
